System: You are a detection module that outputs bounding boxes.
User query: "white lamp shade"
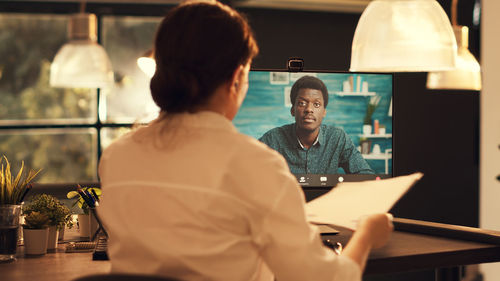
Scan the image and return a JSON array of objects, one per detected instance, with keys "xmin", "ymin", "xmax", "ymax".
[
  {"xmin": 50, "ymin": 41, "xmax": 114, "ymax": 88},
  {"xmin": 350, "ymin": 0, "xmax": 458, "ymax": 72},
  {"xmin": 426, "ymin": 48, "xmax": 481, "ymax": 90},
  {"xmin": 427, "ymin": 26, "xmax": 481, "ymax": 90},
  {"xmin": 137, "ymin": 56, "xmax": 156, "ymax": 78}
]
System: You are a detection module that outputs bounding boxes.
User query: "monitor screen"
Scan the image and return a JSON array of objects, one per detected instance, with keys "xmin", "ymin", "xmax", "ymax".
[{"xmin": 233, "ymin": 70, "xmax": 393, "ymax": 187}]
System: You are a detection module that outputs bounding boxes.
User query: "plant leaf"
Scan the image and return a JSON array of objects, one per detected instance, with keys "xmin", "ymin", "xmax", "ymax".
[
  {"xmin": 0, "ymin": 163, "xmax": 4, "ymax": 204},
  {"xmin": 67, "ymin": 191, "xmax": 79, "ymax": 199},
  {"xmin": 4, "ymin": 156, "xmax": 12, "ymax": 202},
  {"xmin": 13, "ymin": 160, "xmax": 24, "ymax": 191}
]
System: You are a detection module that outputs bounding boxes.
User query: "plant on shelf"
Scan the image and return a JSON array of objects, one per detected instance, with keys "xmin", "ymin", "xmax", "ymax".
[
  {"xmin": 0, "ymin": 155, "xmax": 41, "ymax": 205},
  {"xmin": 23, "ymin": 194, "xmax": 72, "ymax": 250},
  {"xmin": 363, "ymin": 95, "xmax": 381, "ymax": 125},
  {"xmin": 23, "ymin": 211, "xmax": 50, "ymax": 255}
]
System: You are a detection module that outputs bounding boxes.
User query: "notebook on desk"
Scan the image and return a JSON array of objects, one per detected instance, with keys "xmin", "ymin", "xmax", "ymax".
[{"xmin": 314, "ymin": 224, "xmax": 340, "ymax": 235}]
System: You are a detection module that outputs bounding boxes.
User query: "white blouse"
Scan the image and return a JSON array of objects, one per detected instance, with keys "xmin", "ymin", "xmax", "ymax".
[{"xmin": 98, "ymin": 111, "xmax": 361, "ymax": 281}]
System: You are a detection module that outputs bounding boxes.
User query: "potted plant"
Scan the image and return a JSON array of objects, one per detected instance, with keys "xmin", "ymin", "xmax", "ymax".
[
  {"xmin": 67, "ymin": 186, "xmax": 101, "ymax": 239},
  {"xmin": 22, "ymin": 211, "xmax": 50, "ymax": 255},
  {"xmin": 363, "ymin": 95, "xmax": 381, "ymax": 135},
  {"xmin": 0, "ymin": 155, "xmax": 41, "ymax": 262},
  {"xmin": 22, "ymin": 194, "xmax": 72, "ymax": 251}
]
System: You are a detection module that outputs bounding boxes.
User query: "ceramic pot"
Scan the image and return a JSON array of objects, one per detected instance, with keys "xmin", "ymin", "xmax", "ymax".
[
  {"xmin": 362, "ymin": 124, "xmax": 372, "ymax": 135},
  {"xmin": 78, "ymin": 214, "xmax": 90, "ymax": 238},
  {"xmin": 58, "ymin": 227, "xmax": 65, "ymax": 241},
  {"xmin": 47, "ymin": 225, "xmax": 59, "ymax": 250},
  {"xmin": 23, "ymin": 227, "xmax": 49, "ymax": 255},
  {"xmin": 89, "ymin": 212, "xmax": 98, "ymax": 239}
]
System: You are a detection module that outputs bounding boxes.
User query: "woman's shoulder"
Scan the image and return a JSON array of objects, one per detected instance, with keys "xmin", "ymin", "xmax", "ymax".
[{"xmin": 230, "ymin": 132, "xmax": 291, "ymax": 173}]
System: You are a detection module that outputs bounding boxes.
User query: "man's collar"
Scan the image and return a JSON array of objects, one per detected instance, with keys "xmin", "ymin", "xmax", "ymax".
[{"xmin": 295, "ymin": 125, "xmax": 323, "ymax": 149}]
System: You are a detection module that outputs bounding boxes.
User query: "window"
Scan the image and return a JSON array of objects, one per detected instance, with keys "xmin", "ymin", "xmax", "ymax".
[{"xmin": 0, "ymin": 12, "xmax": 161, "ymax": 183}]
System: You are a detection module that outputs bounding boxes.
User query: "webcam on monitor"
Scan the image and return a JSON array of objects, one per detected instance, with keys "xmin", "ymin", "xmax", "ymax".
[{"xmin": 287, "ymin": 57, "xmax": 304, "ymax": 72}]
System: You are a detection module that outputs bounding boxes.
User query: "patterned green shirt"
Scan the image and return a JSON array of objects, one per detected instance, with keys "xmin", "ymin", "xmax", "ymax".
[{"xmin": 259, "ymin": 123, "xmax": 374, "ymax": 174}]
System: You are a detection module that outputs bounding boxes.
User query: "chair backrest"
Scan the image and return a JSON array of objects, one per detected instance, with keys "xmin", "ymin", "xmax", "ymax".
[{"xmin": 72, "ymin": 273, "xmax": 181, "ymax": 281}]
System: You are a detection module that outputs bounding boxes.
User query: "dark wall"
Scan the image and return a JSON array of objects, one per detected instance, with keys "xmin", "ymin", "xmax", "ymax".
[{"xmin": 241, "ymin": 2, "xmax": 480, "ymax": 227}]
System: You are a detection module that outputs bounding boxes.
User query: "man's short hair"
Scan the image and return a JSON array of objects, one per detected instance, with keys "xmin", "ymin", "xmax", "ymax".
[{"xmin": 290, "ymin": 76, "xmax": 329, "ymax": 107}]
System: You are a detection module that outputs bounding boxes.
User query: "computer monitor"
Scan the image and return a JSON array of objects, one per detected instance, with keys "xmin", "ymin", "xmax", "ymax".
[{"xmin": 233, "ymin": 70, "xmax": 394, "ymax": 187}]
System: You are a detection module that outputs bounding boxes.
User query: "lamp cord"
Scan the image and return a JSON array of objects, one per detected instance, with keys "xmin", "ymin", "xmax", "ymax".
[
  {"xmin": 451, "ymin": 0, "xmax": 458, "ymax": 26},
  {"xmin": 80, "ymin": 1, "xmax": 86, "ymax": 14}
]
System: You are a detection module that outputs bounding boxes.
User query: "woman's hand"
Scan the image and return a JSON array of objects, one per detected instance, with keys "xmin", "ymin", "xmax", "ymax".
[
  {"xmin": 356, "ymin": 213, "xmax": 394, "ymax": 249},
  {"xmin": 341, "ymin": 213, "xmax": 394, "ymax": 271}
]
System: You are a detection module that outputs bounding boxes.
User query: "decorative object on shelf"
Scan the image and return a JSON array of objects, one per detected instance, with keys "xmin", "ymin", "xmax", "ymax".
[
  {"xmin": 351, "ymin": 0, "xmax": 457, "ymax": 72},
  {"xmin": 50, "ymin": 2, "xmax": 114, "ymax": 88},
  {"xmin": 338, "ymin": 75, "xmax": 375, "ymax": 96},
  {"xmin": 0, "ymin": 156, "xmax": 41, "ymax": 262},
  {"xmin": 22, "ymin": 211, "xmax": 50, "ymax": 256},
  {"xmin": 360, "ymin": 137, "xmax": 372, "ymax": 155},
  {"xmin": 362, "ymin": 124, "xmax": 372, "ymax": 135},
  {"xmin": 22, "ymin": 194, "xmax": 72, "ymax": 251},
  {"xmin": 426, "ymin": 0, "xmax": 481, "ymax": 90},
  {"xmin": 363, "ymin": 95, "xmax": 381, "ymax": 134},
  {"xmin": 67, "ymin": 186, "xmax": 101, "ymax": 239},
  {"xmin": 379, "ymin": 124, "xmax": 386, "ymax": 135}
]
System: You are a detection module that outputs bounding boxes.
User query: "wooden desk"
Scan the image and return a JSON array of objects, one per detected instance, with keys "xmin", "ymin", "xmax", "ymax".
[
  {"xmin": 0, "ymin": 229, "xmax": 110, "ymax": 281},
  {"xmin": 1, "ymin": 228, "xmax": 500, "ymax": 281},
  {"xmin": 323, "ymin": 227, "xmax": 500, "ymax": 280},
  {"xmin": 0, "ymin": 246, "xmax": 110, "ymax": 281}
]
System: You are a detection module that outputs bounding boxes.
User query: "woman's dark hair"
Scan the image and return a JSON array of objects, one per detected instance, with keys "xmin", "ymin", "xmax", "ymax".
[
  {"xmin": 290, "ymin": 75, "xmax": 329, "ymax": 107},
  {"xmin": 150, "ymin": 1, "xmax": 259, "ymax": 113}
]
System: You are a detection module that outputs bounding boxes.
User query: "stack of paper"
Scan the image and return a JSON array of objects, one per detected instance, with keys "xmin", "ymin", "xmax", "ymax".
[{"xmin": 306, "ymin": 173, "xmax": 423, "ymax": 230}]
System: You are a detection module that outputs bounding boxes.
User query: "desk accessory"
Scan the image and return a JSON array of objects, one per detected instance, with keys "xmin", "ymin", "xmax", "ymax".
[
  {"xmin": 66, "ymin": 241, "xmax": 96, "ymax": 253},
  {"xmin": 92, "ymin": 233, "xmax": 109, "ymax": 260},
  {"xmin": 68, "ymin": 186, "xmax": 102, "ymax": 238},
  {"xmin": 71, "ymin": 185, "xmax": 109, "ymax": 260},
  {"xmin": 323, "ymin": 239, "xmax": 343, "ymax": 255}
]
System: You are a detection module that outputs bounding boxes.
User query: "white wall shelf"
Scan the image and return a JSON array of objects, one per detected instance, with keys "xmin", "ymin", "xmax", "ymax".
[
  {"xmin": 359, "ymin": 133, "xmax": 392, "ymax": 138},
  {"xmin": 362, "ymin": 153, "xmax": 392, "ymax": 160},
  {"xmin": 362, "ymin": 149, "xmax": 392, "ymax": 174},
  {"xmin": 334, "ymin": 91, "xmax": 376, "ymax": 97}
]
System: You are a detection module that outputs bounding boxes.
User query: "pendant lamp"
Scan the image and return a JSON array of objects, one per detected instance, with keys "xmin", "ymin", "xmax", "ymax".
[
  {"xmin": 350, "ymin": 0, "xmax": 457, "ymax": 72},
  {"xmin": 426, "ymin": 0, "xmax": 481, "ymax": 90},
  {"xmin": 137, "ymin": 50, "xmax": 156, "ymax": 78},
  {"xmin": 50, "ymin": 13, "xmax": 114, "ymax": 88}
]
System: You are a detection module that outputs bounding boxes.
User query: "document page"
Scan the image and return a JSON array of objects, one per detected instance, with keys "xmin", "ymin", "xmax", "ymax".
[{"xmin": 305, "ymin": 172, "xmax": 423, "ymax": 230}]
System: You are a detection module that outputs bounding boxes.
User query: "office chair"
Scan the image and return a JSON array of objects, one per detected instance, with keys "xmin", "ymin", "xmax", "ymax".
[{"xmin": 72, "ymin": 273, "xmax": 181, "ymax": 281}]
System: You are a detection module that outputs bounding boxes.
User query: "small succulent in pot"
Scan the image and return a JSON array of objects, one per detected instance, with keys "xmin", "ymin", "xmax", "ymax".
[
  {"xmin": 23, "ymin": 194, "xmax": 72, "ymax": 230},
  {"xmin": 23, "ymin": 211, "xmax": 50, "ymax": 230}
]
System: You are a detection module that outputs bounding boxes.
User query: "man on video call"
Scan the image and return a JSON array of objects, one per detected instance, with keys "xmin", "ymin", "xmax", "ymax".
[{"xmin": 259, "ymin": 75, "xmax": 374, "ymax": 174}]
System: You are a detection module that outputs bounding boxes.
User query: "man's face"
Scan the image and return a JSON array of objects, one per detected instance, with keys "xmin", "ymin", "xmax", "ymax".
[{"xmin": 291, "ymin": 88, "xmax": 327, "ymax": 133}]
